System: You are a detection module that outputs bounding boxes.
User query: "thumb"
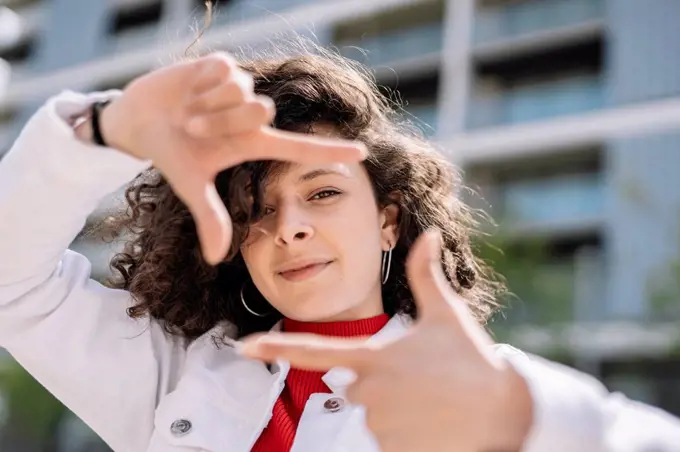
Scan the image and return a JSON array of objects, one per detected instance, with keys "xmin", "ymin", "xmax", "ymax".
[
  {"xmin": 239, "ymin": 332, "xmax": 374, "ymax": 372},
  {"xmin": 407, "ymin": 230, "xmax": 494, "ymax": 347},
  {"xmin": 407, "ymin": 229, "xmax": 470, "ymax": 323}
]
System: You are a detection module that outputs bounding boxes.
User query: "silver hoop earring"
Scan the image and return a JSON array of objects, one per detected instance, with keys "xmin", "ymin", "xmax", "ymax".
[
  {"xmin": 381, "ymin": 244, "xmax": 393, "ymax": 285},
  {"xmin": 240, "ymin": 285, "xmax": 267, "ymax": 317}
]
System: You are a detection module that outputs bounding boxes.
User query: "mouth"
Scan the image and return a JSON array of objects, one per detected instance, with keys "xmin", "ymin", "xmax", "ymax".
[{"xmin": 277, "ymin": 260, "xmax": 334, "ymax": 282}]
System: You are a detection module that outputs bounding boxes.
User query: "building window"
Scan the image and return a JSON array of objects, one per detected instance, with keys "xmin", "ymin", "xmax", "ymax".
[
  {"xmin": 380, "ymin": 73, "xmax": 439, "ymax": 137},
  {"xmin": 469, "ymin": 28, "xmax": 605, "ymax": 128},
  {"xmin": 107, "ymin": 1, "xmax": 164, "ymax": 36},
  {"xmin": 490, "ymin": 234, "xmax": 604, "ymax": 325},
  {"xmin": 467, "ymin": 149, "xmax": 604, "ymax": 228},
  {"xmin": 469, "ymin": 149, "xmax": 607, "ymax": 326},
  {"xmin": 474, "ymin": 0, "xmax": 605, "ymax": 44},
  {"xmin": 0, "ymin": 35, "xmax": 36, "ymax": 64},
  {"xmin": 333, "ymin": 0, "xmax": 443, "ymax": 70}
]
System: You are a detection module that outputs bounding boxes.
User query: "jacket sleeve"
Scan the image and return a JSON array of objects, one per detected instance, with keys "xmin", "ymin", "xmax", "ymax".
[
  {"xmin": 496, "ymin": 345, "xmax": 680, "ymax": 451},
  {"xmin": 0, "ymin": 91, "xmax": 188, "ymax": 452}
]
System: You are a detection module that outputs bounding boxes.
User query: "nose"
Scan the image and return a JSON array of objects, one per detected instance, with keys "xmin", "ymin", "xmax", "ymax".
[{"xmin": 273, "ymin": 204, "xmax": 314, "ymax": 247}]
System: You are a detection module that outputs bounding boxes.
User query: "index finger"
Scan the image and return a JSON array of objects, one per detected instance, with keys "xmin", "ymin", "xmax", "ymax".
[
  {"xmin": 239, "ymin": 332, "xmax": 374, "ymax": 372},
  {"xmin": 232, "ymin": 127, "xmax": 367, "ymax": 166}
]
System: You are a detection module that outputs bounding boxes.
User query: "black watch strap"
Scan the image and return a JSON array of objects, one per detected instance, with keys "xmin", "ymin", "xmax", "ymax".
[{"xmin": 91, "ymin": 100, "xmax": 112, "ymax": 147}]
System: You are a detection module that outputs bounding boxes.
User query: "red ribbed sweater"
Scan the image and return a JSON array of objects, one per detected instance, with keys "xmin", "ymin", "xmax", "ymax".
[{"xmin": 251, "ymin": 314, "xmax": 389, "ymax": 452}]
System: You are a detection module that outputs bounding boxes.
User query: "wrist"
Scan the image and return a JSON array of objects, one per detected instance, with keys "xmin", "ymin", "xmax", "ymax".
[
  {"xmin": 99, "ymin": 98, "xmax": 136, "ymax": 156},
  {"xmin": 73, "ymin": 99, "xmax": 134, "ymax": 157}
]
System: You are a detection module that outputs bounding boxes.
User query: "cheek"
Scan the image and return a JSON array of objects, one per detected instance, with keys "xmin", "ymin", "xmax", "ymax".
[
  {"xmin": 240, "ymin": 242, "xmax": 267, "ymax": 283},
  {"xmin": 325, "ymin": 207, "xmax": 383, "ymax": 270}
]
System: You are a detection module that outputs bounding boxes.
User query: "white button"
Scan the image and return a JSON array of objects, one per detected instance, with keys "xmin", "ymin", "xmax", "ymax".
[
  {"xmin": 323, "ymin": 396, "xmax": 345, "ymax": 413},
  {"xmin": 170, "ymin": 419, "xmax": 192, "ymax": 436}
]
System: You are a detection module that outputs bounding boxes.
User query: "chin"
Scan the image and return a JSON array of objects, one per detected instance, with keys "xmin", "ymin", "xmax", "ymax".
[{"xmin": 280, "ymin": 293, "xmax": 353, "ymax": 323}]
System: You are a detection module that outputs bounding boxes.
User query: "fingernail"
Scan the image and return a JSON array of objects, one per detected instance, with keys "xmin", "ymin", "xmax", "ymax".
[
  {"xmin": 356, "ymin": 143, "xmax": 369, "ymax": 159},
  {"xmin": 238, "ymin": 334, "xmax": 276, "ymax": 357}
]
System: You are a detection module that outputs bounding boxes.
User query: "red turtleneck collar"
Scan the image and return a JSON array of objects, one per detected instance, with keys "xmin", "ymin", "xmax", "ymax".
[
  {"xmin": 252, "ymin": 314, "xmax": 389, "ymax": 452},
  {"xmin": 282, "ymin": 313, "xmax": 390, "ymax": 337}
]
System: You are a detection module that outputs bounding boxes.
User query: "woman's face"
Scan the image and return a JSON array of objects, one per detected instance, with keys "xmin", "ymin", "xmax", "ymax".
[{"xmin": 240, "ymin": 160, "xmax": 398, "ymax": 322}]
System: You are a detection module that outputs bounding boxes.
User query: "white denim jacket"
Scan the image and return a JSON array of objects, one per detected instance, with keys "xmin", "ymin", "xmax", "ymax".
[{"xmin": 0, "ymin": 91, "xmax": 679, "ymax": 452}]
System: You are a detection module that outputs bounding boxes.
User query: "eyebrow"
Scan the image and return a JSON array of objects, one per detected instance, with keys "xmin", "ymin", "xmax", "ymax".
[{"xmin": 297, "ymin": 168, "xmax": 351, "ymax": 183}]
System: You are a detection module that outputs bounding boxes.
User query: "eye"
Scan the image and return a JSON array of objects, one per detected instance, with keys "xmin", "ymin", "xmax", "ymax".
[
  {"xmin": 310, "ymin": 189, "xmax": 342, "ymax": 201},
  {"xmin": 262, "ymin": 206, "xmax": 276, "ymax": 216}
]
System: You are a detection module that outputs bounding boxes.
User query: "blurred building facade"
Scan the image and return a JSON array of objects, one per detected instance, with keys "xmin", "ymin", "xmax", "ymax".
[{"xmin": 1, "ymin": 0, "xmax": 680, "ymax": 450}]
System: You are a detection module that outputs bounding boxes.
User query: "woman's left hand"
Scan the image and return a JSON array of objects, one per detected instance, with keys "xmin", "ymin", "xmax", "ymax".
[{"xmin": 241, "ymin": 230, "xmax": 533, "ymax": 452}]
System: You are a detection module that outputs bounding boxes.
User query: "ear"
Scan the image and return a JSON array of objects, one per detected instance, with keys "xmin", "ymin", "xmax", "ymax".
[{"xmin": 379, "ymin": 194, "xmax": 400, "ymax": 250}]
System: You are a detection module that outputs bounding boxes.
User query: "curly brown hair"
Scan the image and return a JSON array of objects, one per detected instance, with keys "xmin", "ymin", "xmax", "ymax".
[{"xmin": 107, "ymin": 45, "xmax": 503, "ymax": 340}]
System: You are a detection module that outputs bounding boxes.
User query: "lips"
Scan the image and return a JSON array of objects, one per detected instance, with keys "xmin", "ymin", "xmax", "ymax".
[{"xmin": 276, "ymin": 259, "xmax": 334, "ymax": 282}]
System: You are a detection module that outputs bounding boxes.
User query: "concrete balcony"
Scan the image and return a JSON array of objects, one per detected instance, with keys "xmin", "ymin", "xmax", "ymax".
[
  {"xmin": 468, "ymin": 75, "xmax": 605, "ymax": 129},
  {"xmin": 474, "ymin": 0, "xmax": 604, "ymax": 45}
]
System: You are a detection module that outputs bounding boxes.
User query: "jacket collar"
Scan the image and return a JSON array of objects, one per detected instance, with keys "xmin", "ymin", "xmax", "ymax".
[
  {"xmin": 189, "ymin": 314, "xmax": 412, "ymax": 397},
  {"xmin": 171, "ymin": 315, "xmax": 410, "ymax": 450}
]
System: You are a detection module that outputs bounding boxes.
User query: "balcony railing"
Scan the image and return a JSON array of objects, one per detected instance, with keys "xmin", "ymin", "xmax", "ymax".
[
  {"xmin": 210, "ymin": 0, "xmax": 314, "ymax": 25},
  {"xmin": 474, "ymin": 0, "xmax": 605, "ymax": 45},
  {"xmin": 105, "ymin": 23, "xmax": 160, "ymax": 55},
  {"xmin": 337, "ymin": 21, "xmax": 443, "ymax": 68},
  {"xmin": 468, "ymin": 75, "xmax": 605, "ymax": 128},
  {"xmin": 498, "ymin": 172, "xmax": 604, "ymax": 226}
]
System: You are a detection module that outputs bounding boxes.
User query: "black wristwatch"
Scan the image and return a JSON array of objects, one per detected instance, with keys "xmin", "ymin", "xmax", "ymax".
[{"xmin": 91, "ymin": 100, "xmax": 112, "ymax": 147}]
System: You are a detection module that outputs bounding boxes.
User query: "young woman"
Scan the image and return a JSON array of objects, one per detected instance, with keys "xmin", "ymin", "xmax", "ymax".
[
  {"xmin": 0, "ymin": 46, "xmax": 528, "ymax": 451},
  {"xmin": 6, "ymin": 45, "xmax": 678, "ymax": 452}
]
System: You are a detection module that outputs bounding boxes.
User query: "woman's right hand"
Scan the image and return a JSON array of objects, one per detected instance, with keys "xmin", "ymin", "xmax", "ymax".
[{"xmin": 90, "ymin": 53, "xmax": 366, "ymax": 265}]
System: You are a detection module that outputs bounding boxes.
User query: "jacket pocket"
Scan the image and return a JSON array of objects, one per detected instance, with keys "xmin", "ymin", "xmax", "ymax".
[{"xmin": 148, "ymin": 389, "xmax": 254, "ymax": 452}]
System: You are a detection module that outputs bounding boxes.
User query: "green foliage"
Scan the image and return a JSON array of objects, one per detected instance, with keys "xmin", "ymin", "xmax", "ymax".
[
  {"xmin": 647, "ymin": 217, "xmax": 680, "ymax": 321},
  {"xmin": 476, "ymin": 230, "xmax": 575, "ymax": 328},
  {"xmin": 0, "ymin": 358, "xmax": 67, "ymax": 445}
]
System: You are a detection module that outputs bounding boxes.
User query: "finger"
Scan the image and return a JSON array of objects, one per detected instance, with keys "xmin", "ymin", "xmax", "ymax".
[
  {"xmin": 228, "ymin": 127, "xmax": 367, "ymax": 166},
  {"xmin": 239, "ymin": 332, "xmax": 374, "ymax": 372},
  {"xmin": 186, "ymin": 96, "xmax": 275, "ymax": 138},
  {"xmin": 406, "ymin": 229, "xmax": 464, "ymax": 320},
  {"xmin": 190, "ymin": 52, "xmax": 239, "ymax": 95},
  {"xmin": 407, "ymin": 231, "xmax": 490, "ymax": 344},
  {"xmin": 345, "ymin": 375, "xmax": 380, "ymax": 406},
  {"xmin": 162, "ymin": 153, "xmax": 232, "ymax": 264},
  {"xmin": 185, "ymin": 71, "xmax": 254, "ymax": 114},
  {"xmin": 378, "ymin": 436, "xmax": 421, "ymax": 452}
]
